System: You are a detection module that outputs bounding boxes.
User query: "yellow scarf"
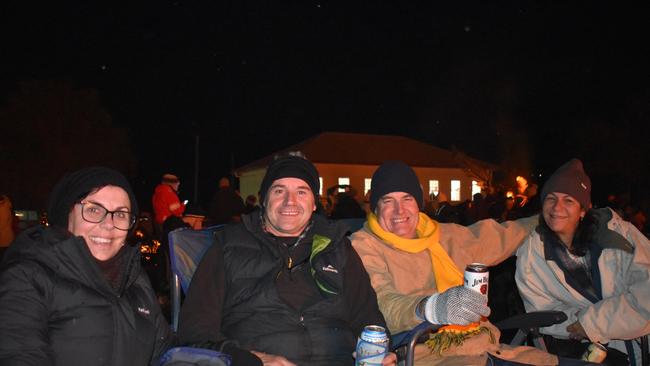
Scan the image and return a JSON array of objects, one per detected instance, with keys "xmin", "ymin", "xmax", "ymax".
[{"xmin": 367, "ymin": 212, "xmax": 463, "ymax": 293}]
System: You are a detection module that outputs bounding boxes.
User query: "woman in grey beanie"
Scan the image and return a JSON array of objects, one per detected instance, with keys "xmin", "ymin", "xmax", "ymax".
[
  {"xmin": 515, "ymin": 159, "xmax": 650, "ymax": 365},
  {"xmin": 0, "ymin": 166, "xmax": 172, "ymax": 366}
]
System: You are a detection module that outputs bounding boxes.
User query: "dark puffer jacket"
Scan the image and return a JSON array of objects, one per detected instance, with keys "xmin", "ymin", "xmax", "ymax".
[
  {"xmin": 178, "ymin": 213, "xmax": 387, "ymax": 366},
  {"xmin": 0, "ymin": 226, "xmax": 173, "ymax": 366}
]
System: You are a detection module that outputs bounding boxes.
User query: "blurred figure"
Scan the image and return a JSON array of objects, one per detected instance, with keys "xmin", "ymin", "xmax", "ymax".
[
  {"xmin": 0, "ymin": 194, "xmax": 15, "ymax": 247},
  {"xmin": 152, "ymin": 173, "xmax": 186, "ymax": 238},
  {"xmin": 243, "ymin": 194, "xmax": 259, "ymax": 214},
  {"xmin": 330, "ymin": 185, "xmax": 365, "ymax": 219},
  {"xmin": 0, "ymin": 167, "xmax": 172, "ymax": 366},
  {"xmin": 433, "ymin": 192, "xmax": 460, "ymax": 224},
  {"xmin": 519, "ymin": 183, "xmax": 541, "ymax": 216},
  {"xmin": 208, "ymin": 176, "xmax": 245, "ymax": 225}
]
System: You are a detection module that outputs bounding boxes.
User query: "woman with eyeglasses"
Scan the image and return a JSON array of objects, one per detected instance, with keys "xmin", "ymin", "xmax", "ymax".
[{"xmin": 0, "ymin": 167, "xmax": 173, "ymax": 366}]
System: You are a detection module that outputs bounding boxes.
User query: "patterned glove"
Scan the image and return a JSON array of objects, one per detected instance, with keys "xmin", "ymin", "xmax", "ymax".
[{"xmin": 424, "ymin": 285, "xmax": 490, "ymax": 325}]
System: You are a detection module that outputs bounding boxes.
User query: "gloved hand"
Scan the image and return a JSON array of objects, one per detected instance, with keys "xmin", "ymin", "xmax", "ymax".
[{"xmin": 423, "ymin": 285, "xmax": 490, "ymax": 325}]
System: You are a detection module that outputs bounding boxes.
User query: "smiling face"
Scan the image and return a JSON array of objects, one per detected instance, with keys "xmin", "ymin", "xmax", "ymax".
[
  {"xmin": 542, "ymin": 191, "xmax": 586, "ymax": 246},
  {"xmin": 263, "ymin": 177, "xmax": 316, "ymax": 237},
  {"xmin": 376, "ymin": 191, "xmax": 420, "ymax": 239},
  {"xmin": 67, "ymin": 185, "xmax": 131, "ymax": 261}
]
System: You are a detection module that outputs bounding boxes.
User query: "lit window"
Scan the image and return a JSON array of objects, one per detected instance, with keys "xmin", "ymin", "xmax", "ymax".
[
  {"xmin": 471, "ymin": 181, "xmax": 482, "ymax": 196},
  {"xmin": 338, "ymin": 177, "xmax": 350, "ymax": 192},
  {"xmin": 428, "ymin": 180, "xmax": 439, "ymax": 196},
  {"xmin": 364, "ymin": 178, "xmax": 372, "ymax": 195},
  {"xmin": 451, "ymin": 180, "xmax": 461, "ymax": 201},
  {"xmin": 319, "ymin": 177, "xmax": 323, "ymax": 196}
]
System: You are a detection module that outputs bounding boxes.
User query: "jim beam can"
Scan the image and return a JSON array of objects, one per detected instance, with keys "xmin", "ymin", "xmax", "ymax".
[
  {"xmin": 355, "ymin": 325, "xmax": 389, "ymax": 366},
  {"xmin": 464, "ymin": 263, "xmax": 489, "ymax": 298},
  {"xmin": 581, "ymin": 342, "xmax": 607, "ymax": 363}
]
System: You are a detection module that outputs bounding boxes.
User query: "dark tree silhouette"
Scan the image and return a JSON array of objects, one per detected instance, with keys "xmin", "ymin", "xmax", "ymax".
[{"xmin": 1, "ymin": 80, "xmax": 136, "ymax": 209}]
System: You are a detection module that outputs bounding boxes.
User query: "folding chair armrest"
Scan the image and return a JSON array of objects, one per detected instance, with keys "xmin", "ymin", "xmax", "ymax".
[
  {"xmin": 391, "ymin": 322, "xmax": 442, "ymax": 366},
  {"xmin": 495, "ymin": 310, "xmax": 567, "ymax": 330}
]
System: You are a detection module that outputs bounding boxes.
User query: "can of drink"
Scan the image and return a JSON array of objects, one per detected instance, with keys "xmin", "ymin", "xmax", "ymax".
[
  {"xmin": 464, "ymin": 263, "xmax": 489, "ymax": 298},
  {"xmin": 355, "ymin": 325, "xmax": 389, "ymax": 366},
  {"xmin": 581, "ymin": 342, "xmax": 607, "ymax": 363}
]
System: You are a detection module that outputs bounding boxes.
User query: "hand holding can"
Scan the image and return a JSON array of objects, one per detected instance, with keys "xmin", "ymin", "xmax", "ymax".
[{"xmin": 356, "ymin": 325, "xmax": 389, "ymax": 366}]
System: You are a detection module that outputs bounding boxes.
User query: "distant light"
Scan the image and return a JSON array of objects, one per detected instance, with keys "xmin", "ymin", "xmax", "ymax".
[
  {"xmin": 316, "ymin": 3, "xmax": 321, "ymax": 7},
  {"xmin": 100, "ymin": 65, "xmax": 107, "ymax": 71},
  {"xmin": 464, "ymin": 26, "xmax": 471, "ymax": 32}
]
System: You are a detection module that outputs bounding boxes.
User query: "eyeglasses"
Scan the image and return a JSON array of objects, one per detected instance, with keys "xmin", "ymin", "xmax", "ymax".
[{"xmin": 78, "ymin": 202, "xmax": 136, "ymax": 231}]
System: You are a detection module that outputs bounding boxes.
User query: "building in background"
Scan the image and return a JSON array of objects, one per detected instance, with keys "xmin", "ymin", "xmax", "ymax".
[{"xmin": 235, "ymin": 132, "xmax": 498, "ymax": 209}]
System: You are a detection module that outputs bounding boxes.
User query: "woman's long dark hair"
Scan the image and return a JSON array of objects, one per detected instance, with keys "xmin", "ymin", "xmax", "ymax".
[{"xmin": 538, "ymin": 208, "xmax": 599, "ymax": 256}]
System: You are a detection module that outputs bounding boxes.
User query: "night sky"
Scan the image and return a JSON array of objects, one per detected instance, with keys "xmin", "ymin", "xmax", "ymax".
[{"xmin": 2, "ymin": 1, "xmax": 649, "ymax": 210}]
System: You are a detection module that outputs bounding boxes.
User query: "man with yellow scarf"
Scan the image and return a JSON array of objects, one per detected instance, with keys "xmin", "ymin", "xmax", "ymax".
[{"xmin": 351, "ymin": 161, "xmax": 559, "ymax": 366}]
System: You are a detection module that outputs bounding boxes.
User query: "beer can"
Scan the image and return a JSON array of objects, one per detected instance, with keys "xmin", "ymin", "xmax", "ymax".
[
  {"xmin": 464, "ymin": 263, "xmax": 489, "ymax": 298},
  {"xmin": 581, "ymin": 342, "xmax": 607, "ymax": 363},
  {"xmin": 356, "ymin": 325, "xmax": 389, "ymax": 366}
]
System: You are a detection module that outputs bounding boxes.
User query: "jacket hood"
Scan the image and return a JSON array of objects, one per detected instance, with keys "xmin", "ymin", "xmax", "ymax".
[{"xmin": 1, "ymin": 225, "xmax": 141, "ymax": 296}]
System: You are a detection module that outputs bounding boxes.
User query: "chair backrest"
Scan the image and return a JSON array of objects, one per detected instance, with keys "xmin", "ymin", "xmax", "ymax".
[{"xmin": 168, "ymin": 225, "xmax": 222, "ymax": 331}]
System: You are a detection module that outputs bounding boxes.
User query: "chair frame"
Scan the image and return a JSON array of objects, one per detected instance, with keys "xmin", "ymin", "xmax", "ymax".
[{"xmin": 168, "ymin": 225, "xmax": 222, "ymax": 331}]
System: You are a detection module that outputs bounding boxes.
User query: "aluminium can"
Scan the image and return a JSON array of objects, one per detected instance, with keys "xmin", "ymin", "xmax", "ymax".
[
  {"xmin": 581, "ymin": 342, "xmax": 607, "ymax": 363},
  {"xmin": 356, "ymin": 325, "xmax": 389, "ymax": 366},
  {"xmin": 464, "ymin": 263, "xmax": 489, "ymax": 298}
]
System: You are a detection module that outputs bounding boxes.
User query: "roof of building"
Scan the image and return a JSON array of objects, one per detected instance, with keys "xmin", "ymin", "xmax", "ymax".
[{"xmin": 236, "ymin": 132, "xmax": 497, "ymax": 178}]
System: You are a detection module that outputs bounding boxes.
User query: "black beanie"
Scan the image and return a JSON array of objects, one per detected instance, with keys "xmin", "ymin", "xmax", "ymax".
[
  {"xmin": 541, "ymin": 158, "xmax": 591, "ymax": 209},
  {"xmin": 47, "ymin": 166, "xmax": 139, "ymax": 229},
  {"xmin": 370, "ymin": 160, "xmax": 423, "ymax": 212},
  {"xmin": 259, "ymin": 155, "xmax": 320, "ymax": 205}
]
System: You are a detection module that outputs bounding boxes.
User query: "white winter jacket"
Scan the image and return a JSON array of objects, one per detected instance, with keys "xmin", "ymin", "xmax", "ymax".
[{"xmin": 516, "ymin": 208, "xmax": 650, "ymax": 362}]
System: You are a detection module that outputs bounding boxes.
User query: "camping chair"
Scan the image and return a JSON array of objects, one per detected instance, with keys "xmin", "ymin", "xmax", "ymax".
[
  {"xmin": 168, "ymin": 225, "xmax": 223, "ymax": 331},
  {"xmin": 392, "ymin": 311, "xmax": 568, "ymax": 366}
]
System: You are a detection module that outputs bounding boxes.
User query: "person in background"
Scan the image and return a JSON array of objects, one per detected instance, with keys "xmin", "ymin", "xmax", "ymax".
[
  {"xmin": 516, "ymin": 159, "xmax": 650, "ymax": 365},
  {"xmin": 244, "ymin": 194, "xmax": 260, "ymax": 214},
  {"xmin": 178, "ymin": 152, "xmax": 396, "ymax": 366},
  {"xmin": 0, "ymin": 167, "xmax": 172, "ymax": 366},
  {"xmin": 152, "ymin": 173, "xmax": 186, "ymax": 238},
  {"xmin": 208, "ymin": 176, "xmax": 246, "ymax": 225},
  {"xmin": 0, "ymin": 193, "xmax": 15, "ymax": 248},
  {"xmin": 351, "ymin": 160, "xmax": 558, "ymax": 366}
]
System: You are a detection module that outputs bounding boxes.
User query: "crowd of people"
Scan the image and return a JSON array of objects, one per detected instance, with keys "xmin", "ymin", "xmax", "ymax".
[{"xmin": 0, "ymin": 154, "xmax": 648, "ymax": 366}]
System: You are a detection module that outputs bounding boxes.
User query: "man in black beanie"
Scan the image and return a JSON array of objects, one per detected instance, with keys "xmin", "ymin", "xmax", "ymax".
[
  {"xmin": 178, "ymin": 152, "xmax": 396, "ymax": 366},
  {"xmin": 350, "ymin": 161, "xmax": 558, "ymax": 365}
]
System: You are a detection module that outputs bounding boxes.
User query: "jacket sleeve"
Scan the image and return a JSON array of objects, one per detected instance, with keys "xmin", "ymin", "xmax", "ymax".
[
  {"xmin": 0, "ymin": 262, "xmax": 53, "ymax": 365},
  {"xmin": 579, "ymin": 221, "xmax": 650, "ymax": 343},
  {"xmin": 342, "ymin": 240, "xmax": 388, "ymax": 337},
  {"xmin": 177, "ymin": 241, "xmax": 262, "ymax": 366},
  {"xmin": 351, "ymin": 235, "xmax": 425, "ymax": 333},
  {"xmin": 441, "ymin": 215, "xmax": 538, "ymax": 269},
  {"xmin": 149, "ymin": 294, "xmax": 175, "ymax": 366},
  {"xmin": 515, "ymin": 240, "xmax": 581, "ymax": 339}
]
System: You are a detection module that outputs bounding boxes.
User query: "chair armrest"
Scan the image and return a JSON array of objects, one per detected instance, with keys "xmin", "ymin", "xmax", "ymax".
[
  {"xmin": 391, "ymin": 322, "xmax": 442, "ymax": 366},
  {"xmin": 494, "ymin": 310, "xmax": 567, "ymax": 330}
]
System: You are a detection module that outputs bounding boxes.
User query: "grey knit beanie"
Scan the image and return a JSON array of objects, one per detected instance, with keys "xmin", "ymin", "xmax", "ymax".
[
  {"xmin": 541, "ymin": 158, "xmax": 591, "ymax": 208},
  {"xmin": 370, "ymin": 160, "xmax": 423, "ymax": 212}
]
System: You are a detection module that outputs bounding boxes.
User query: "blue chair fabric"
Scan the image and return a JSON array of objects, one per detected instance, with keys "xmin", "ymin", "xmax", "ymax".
[{"xmin": 168, "ymin": 225, "xmax": 222, "ymax": 331}]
